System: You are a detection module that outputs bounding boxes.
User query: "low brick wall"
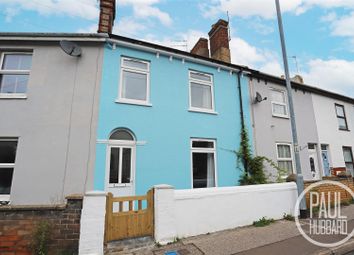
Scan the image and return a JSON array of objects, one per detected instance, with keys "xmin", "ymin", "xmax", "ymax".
[
  {"xmin": 0, "ymin": 195, "xmax": 83, "ymax": 255},
  {"xmin": 304, "ymin": 177, "xmax": 354, "ymax": 207}
]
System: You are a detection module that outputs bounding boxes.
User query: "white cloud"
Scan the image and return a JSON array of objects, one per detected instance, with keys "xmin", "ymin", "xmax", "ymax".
[
  {"xmin": 201, "ymin": 0, "xmax": 354, "ymax": 20},
  {"xmin": 201, "ymin": 0, "xmax": 304, "ymax": 19},
  {"xmin": 113, "ymin": 17, "xmax": 147, "ymax": 37},
  {"xmin": 248, "ymin": 19, "xmax": 274, "ymax": 35},
  {"xmin": 320, "ymin": 12, "xmax": 337, "ymax": 22},
  {"xmin": 77, "ymin": 24, "xmax": 97, "ymax": 33},
  {"xmin": 4, "ymin": 8, "xmax": 19, "ymax": 23},
  {"xmin": 331, "ymin": 11, "xmax": 354, "ymax": 37},
  {"xmin": 0, "ymin": 0, "xmax": 99, "ymax": 20},
  {"xmin": 117, "ymin": 0, "xmax": 172, "ymax": 26},
  {"xmin": 302, "ymin": 59, "xmax": 354, "ymax": 96},
  {"xmin": 141, "ymin": 30, "xmax": 206, "ymax": 51}
]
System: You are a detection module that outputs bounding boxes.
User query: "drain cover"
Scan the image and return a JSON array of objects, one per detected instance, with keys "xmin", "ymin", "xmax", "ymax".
[{"xmin": 165, "ymin": 251, "xmax": 179, "ymax": 255}]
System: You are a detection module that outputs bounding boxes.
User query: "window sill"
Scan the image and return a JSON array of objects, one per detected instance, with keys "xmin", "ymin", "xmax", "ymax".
[
  {"xmin": 272, "ymin": 114, "xmax": 289, "ymax": 119},
  {"xmin": 0, "ymin": 94, "xmax": 27, "ymax": 99},
  {"xmin": 339, "ymin": 128, "xmax": 350, "ymax": 132},
  {"xmin": 188, "ymin": 108, "xmax": 218, "ymax": 115},
  {"xmin": 0, "ymin": 194, "xmax": 10, "ymax": 203},
  {"xmin": 115, "ymin": 99, "xmax": 152, "ymax": 107},
  {"xmin": 109, "ymin": 183, "xmax": 132, "ymax": 188}
]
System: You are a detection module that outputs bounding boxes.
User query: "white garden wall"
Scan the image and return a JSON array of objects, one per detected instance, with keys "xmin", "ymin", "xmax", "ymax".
[{"xmin": 154, "ymin": 183, "xmax": 298, "ymax": 244}]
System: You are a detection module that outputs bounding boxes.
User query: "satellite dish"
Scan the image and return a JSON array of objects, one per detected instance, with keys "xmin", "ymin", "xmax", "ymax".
[
  {"xmin": 60, "ymin": 40, "xmax": 82, "ymax": 57},
  {"xmin": 255, "ymin": 92, "xmax": 267, "ymax": 103}
]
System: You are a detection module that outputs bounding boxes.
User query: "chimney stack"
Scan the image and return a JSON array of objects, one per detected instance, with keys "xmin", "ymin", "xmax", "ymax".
[
  {"xmin": 98, "ymin": 0, "xmax": 116, "ymax": 34},
  {"xmin": 291, "ymin": 75, "xmax": 304, "ymax": 84},
  {"xmin": 190, "ymin": 38, "xmax": 209, "ymax": 58},
  {"xmin": 208, "ymin": 19, "xmax": 231, "ymax": 63}
]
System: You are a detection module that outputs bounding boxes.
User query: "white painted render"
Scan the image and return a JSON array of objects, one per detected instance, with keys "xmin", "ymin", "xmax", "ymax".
[
  {"xmin": 250, "ymin": 79, "xmax": 321, "ymax": 181},
  {"xmin": 154, "ymin": 183, "xmax": 298, "ymax": 244},
  {"xmin": 0, "ymin": 41, "xmax": 103, "ymax": 205},
  {"xmin": 78, "ymin": 191, "xmax": 107, "ymax": 255},
  {"xmin": 312, "ymin": 93, "xmax": 354, "ymax": 168}
]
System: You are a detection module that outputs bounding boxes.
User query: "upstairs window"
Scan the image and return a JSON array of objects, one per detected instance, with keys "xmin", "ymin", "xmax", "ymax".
[
  {"xmin": 189, "ymin": 71, "xmax": 214, "ymax": 112},
  {"xmin": 270, "ymin": 89, "xmax": 288, "ymax": 118},
  {"xmin": 0, "ymin": 139, "xmax": 18, "ymax": 202},
  {"xmin": 118, "ymin": 57, "xmax": 150, "ymax": 105},
  {"xmin": 276, "ymin": 143, "xmax": 293, "ymax": 174},
  {"xmin": 335, "ymin": 104, "xmax": 348, "ymax": 130},
  {"xmin": 0, "ymin": 52, "xmax": 32, "ymax": 97}
]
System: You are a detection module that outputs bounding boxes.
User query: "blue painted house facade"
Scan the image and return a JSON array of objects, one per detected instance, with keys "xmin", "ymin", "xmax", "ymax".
[{"xmin": 94, "ymin": 22, "xmax": 252, "ymax": 197}]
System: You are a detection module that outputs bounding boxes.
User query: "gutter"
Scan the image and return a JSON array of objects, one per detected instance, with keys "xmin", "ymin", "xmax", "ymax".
[
  {"xmin": 0, "ymin": 33, "xmax": 108, "ymax": 42},
  {"xmin": 107, "ymin": 38, "xmax": 250, "ymax": 74}
]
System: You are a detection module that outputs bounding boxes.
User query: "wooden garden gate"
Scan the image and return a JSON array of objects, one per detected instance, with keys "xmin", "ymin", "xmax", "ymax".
[{"xmin": 105, "ymin": 189, "xmax": 154, "ymax": 242}]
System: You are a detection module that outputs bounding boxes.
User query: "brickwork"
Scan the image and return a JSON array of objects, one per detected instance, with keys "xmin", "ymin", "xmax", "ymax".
[
  {"xmin": 304, "ymin": 177, "xmax": 354, "ymax": 207},
  {"xmin": 190, "ymin": 38, "xmax": 209, "ymax": 58},
  {"xmin": 0, "ymin": 195, "xmax": 83, "ymax": 255},
  {"xmin": 98, "ymin": 0, "xmax": 116, "ymax": 33},
  {"xmin": 208, "ymin": 19, "xmax": 231, "ymax": 63}
]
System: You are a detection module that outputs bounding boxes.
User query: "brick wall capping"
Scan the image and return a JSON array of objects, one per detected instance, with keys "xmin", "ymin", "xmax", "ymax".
[
  {"xmin": 85, "ymin": 190, "xmax": 107, "ymax": 196},
  {"xmin": 0, "ymin": 204, "xmax": 66, "ymax": 211},
  {"xmin": 65, "ymin": 193, "xmax": 84, "ymax": 200},
  {"xmin": 305, "ymin": 177, "xmax": 354, "ymax": 184}
]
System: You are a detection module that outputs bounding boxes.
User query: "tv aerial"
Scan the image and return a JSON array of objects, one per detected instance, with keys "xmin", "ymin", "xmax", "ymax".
[{"xmin": 59, "ymin": 40, "xmax": 82, "ymax": 57}]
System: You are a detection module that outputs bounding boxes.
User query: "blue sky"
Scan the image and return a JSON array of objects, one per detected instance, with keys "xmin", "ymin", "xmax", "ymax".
[{"xmin": 1, "ymin": 0, "xmax": 354, "ymax": 96}]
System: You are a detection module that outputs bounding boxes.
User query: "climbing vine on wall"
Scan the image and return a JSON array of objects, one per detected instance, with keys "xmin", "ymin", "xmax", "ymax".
[{"xmin": 237, "ymin": 127, "xmax": 287, "ymax": 185}]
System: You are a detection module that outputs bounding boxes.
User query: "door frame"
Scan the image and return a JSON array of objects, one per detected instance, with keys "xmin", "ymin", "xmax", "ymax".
[{"xmin": 104, "ymin": 140, "xmax": 136, "ymax": 192}]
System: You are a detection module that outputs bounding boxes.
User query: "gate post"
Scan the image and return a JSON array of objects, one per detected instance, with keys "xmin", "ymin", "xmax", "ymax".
[
  {"xmin": 154, "ymin": 184, "xmax": 176, "ymax": 244},
  {"xmin": 79, "ymin": 191, "xmax": 107, "ymax": 255}
]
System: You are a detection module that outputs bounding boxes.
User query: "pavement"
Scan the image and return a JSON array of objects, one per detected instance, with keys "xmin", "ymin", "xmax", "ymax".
[{"xmin": 106, "ymin": 204, "xmax": 354, "ymax": 255}]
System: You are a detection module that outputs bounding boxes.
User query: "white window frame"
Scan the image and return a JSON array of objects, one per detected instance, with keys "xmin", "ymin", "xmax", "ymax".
[
  {"xmin": 190, "ymin": 138, "xmax": 218, "ymax": 188},
  {"xmin": 0, "ymin": 52, "xmax": 32, "ymax": 99},
  {"xmin": 276, "ymin": 143, "xmax": 294, "ymax": 174},
  {"xmin": 0, "ymin": 138, "xmax": 18, "ymax": 202},
  {"xmin": 117, "ymin": 57, "xmax": 151, "ymax": 106},
  {"xmin": 270, "ymin": 88, "xmax": 289, "ymax": 118},
  {"xmin": 188, "ymin": 70, "xmax": 216, "ymax": 114},
  {"xmin": 106, "ymin": 140, "xmax": 136, "ymax": 188}
]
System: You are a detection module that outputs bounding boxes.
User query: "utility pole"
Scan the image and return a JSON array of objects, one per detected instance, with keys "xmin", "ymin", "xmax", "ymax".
[{"xmin": 275, "ymin": 0, "xmax": 307, "ymax": 217}]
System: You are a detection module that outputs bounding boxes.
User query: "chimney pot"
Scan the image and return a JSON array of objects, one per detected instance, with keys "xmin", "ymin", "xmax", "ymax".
[
  {"xmin": 208, "ymin": 19, "xmax": 231, "ymax": 63},
  {"xmin": 190, "ymin": 38, "xmax": 209, "ymax": 58},
  {"xmin": 98, "ymin": 0, "xmax": 116, "ymax": 34}
]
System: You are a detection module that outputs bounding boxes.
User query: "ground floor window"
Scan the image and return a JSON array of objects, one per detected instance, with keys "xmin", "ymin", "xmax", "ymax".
[
  {"xmin": 343, "ymin": 146, "xmax": 354, "ymax": 176},
  {"xmin": 191, "ymin": 139, "xmax": 216, "ymax": 188},
  {"xmin": 0, "ymin": 138, "xmax": 18, "ymax": 202},
  {"xmin": 276, "ymin": 143, "xmax": 293, "ymax": 174}
]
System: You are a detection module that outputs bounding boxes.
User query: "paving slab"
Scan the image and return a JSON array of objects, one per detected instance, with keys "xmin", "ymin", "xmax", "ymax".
[{"xmin": 182, "ymin": 220, "xmax": 300, "ymax": 255}]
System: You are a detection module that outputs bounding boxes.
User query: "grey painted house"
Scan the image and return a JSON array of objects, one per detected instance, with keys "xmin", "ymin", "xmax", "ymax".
[
  {"xmin": 0, "ymin": 33, "xmax": 106, "ymax": 205},
  {"xmin": 249, "ymin": 73, "xmax": 354, "ymax": 181}
]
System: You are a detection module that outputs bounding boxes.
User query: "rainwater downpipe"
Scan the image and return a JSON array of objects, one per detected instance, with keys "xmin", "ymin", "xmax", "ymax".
[{"xmin": 237, "ymin": 71, "xmax": 248, "ymax": 173}]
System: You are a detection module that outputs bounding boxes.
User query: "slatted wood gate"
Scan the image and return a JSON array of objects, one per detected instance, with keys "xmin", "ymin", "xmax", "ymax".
[{"xmin": 105, "ymin": 189, "xmax": 154, "ymax": 242}]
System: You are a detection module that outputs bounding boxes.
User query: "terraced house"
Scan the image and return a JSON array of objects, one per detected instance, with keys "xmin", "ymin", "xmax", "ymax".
[
  {"xmin": 249, "ymin": 73, "xmax": 354, "ymax": 181},
  {"xmin": 0, "ymin": 33, "xmax": 106, "ymax": 205},
  {"xmin": 93, "ymin": 19, "xmax": 253, "ymax": 197}
]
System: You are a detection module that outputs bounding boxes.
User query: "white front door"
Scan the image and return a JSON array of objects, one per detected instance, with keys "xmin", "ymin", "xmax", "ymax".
[
  {"xmin": 308, "ymin": 144, "xmax": 320, "ymax": 180},
  {"xmin": 105, "ymin": 144, "xmax": 135, "ymax": 198}
]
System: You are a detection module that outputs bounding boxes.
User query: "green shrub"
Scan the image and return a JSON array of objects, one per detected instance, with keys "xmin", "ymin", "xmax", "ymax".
[
  {"xmin": 253, "ymin": 217, "xmax": 275, "ymax": 227},
  {"xmin": 237, "ymin": 127, "xmax": 286, "ymax": 185},
  {"xmin": 283, "ymin": 213, "xmax": 295, "ymax": 221},
  {"xmin": 31, "ymin": 221, "xmax": 52, "ymax": 255}
]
